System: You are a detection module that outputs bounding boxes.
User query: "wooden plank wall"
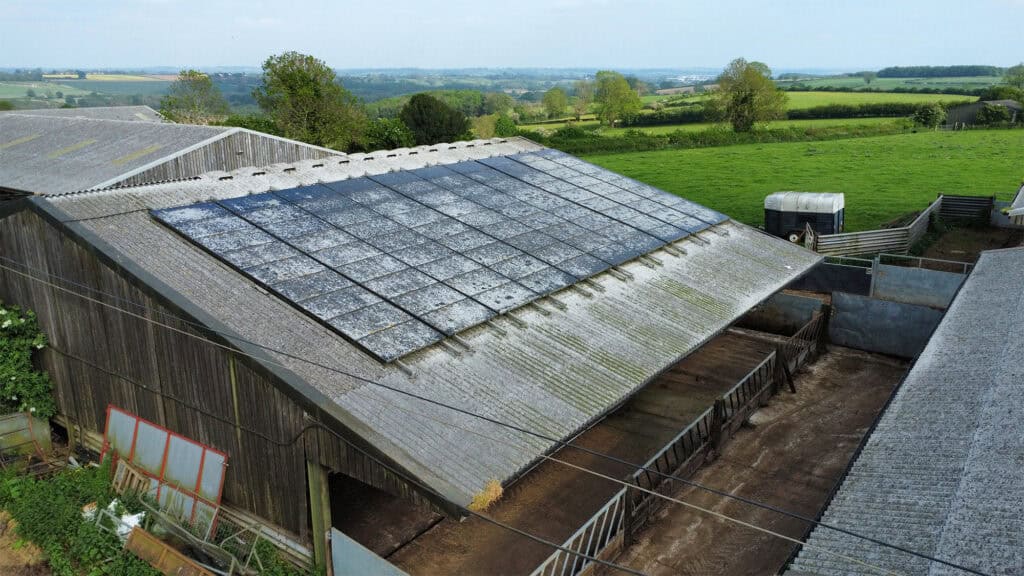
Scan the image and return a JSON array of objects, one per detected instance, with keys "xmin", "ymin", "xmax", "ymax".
[
  {"xmin": 114, "ymin": 131, "xmax": 339, "ymax": 188},
  {"xmin": 0, "ymin": 208, "xmax": 443, "ymax": 540}
]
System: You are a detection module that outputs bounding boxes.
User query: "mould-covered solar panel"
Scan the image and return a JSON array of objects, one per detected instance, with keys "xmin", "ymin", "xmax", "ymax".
[{"xmin": 153, "ymin": 149, "xmax": 730, "ymax": 362}]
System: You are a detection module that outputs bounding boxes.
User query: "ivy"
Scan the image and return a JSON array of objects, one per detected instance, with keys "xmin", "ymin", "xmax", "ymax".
[{"xmin": 0, "ymin": 304, "xmax": 55, "ymax": 418}]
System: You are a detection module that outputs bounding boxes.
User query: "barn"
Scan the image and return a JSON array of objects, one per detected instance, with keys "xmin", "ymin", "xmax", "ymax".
[
  {"xmin": 944, "ymin": 99, "xmax": 1022, "ymax": 126},
  {"xmin": 0, "ymin": 110, "xmax": 340, "ymax": 196},
  {"xmin": 0, "ymin": 136, "xmax": 820, "ymax": 568}
]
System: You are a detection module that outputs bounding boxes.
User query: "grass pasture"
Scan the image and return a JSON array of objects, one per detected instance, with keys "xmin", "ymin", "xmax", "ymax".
[
  {"xmin": 777, "ymin": 75, "xmax": 1003, "ymax": 92},
  {"xmin": 585, "ymin": 130, "xmax": 1024, "ymax": 231},
  {"xmin": 0, "ymin": 81, "xmax": 93, "ymax": 99},
  {"xmin": 782, "ymin": 91, "xmax": 973, "ymax": 109},
  {"xmin": 58, "ymin": 79, "xmax": 172, "ymax": 95}
]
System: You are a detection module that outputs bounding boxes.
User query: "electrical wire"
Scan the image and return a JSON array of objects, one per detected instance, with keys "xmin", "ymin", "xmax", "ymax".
[{"xmin": 0, "ymin": 256, "xmax": 991, "ymax": 576}]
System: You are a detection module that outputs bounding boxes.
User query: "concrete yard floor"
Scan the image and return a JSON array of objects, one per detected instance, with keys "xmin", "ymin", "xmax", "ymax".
[
  {"xmin": 389, "ymin": 331, "xmax": 778, "ymax": 576},
  {"xmin": 922, "ymin": 225, "xmax": 1022, "ymax": 264},
  {"xmin": 610, "ymin": 346, "xmax": 907, "ymax": 576}
]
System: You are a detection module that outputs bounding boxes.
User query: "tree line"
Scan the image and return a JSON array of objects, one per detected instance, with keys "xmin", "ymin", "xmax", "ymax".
[{"xmin": 877, "ymin": 65, "xmax": 1003, "ymax": 78}]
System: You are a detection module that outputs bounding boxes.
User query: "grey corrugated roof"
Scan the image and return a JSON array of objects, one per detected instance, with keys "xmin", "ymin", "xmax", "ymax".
[
  {"xmin": 0, "ymin": 114, "xmax": 340, "ymax": 195},
  {"xmin": 790, "ymin": 246, "xmax": 1024, "ymax": 576},
  {"xmin": 41, "ymin": 137, "xmax": 821, "ymax": 507},
  {"xmin": 0, "ymin": 114, "xmax": 227, "ymax": 194},
  {"xmin": 1009, "ymin": 184, "xmax": 1024, "ymax": 217},
  {"xmin": 0, "ymin": 105, "xmax": 165, "ymax": 123}
]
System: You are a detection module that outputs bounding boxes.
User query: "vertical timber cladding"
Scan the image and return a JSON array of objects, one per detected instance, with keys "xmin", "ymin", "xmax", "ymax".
[
  {"xmin": 113, "ymin": 130, "xmax": 339, "ymax": 189},
  {"xmin": 0, "ymin": 207, "xmax": 315, "ymax": 537}
]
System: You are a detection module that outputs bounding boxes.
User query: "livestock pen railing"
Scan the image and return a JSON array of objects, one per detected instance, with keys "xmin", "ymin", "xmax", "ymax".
[
  {"xmin": 530, "ymin": 312, "xmax": 830, "ymax": 576},
  {"xmin": 778, "ymin": 309, "xmax": 829, "ymax": 373},
  {"xmin": 529, "ymin": 487, "xmax": 628, "ymax": 576},
  {"xmin": 805, "ymin": 196, "xmax": 943, "ymax": 256}
]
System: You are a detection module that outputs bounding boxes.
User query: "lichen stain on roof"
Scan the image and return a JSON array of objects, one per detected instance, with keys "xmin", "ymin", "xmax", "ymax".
[
  {"xmin": 43, "ymin": 137, "xmax": 821, "ymax": 507},
  {"xmin": 790, "ymin": 246, "xmax": 1024, "ymax": 576}
]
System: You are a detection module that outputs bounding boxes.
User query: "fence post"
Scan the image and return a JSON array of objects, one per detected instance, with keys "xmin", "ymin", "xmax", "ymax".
[
  {"xmin": 816, "ymin": 304, "xmax": 831, "ymax": 361},
  {"xmin": 710, "ymin": 399, "xmax": 725, "ymax": 454},
  {"xmin": 623, "ymin": 481, "xmax": 636, "ymax": 547}
]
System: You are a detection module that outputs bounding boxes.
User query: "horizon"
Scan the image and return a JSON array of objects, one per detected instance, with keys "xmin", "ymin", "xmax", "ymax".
[{"xmin": 5, "ymin": 0, "xmax": 1021, "ymax": 70}]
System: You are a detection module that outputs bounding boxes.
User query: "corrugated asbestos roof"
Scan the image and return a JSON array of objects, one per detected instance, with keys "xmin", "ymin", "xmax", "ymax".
[
  {"xmin": 0, "ymin": 105, "xmax": 165, "ymax": 123},
  {"xmin": 41, "ymin": 137, "xmax": 822, "ymax": 507},
  {"xmin": 1009, "ymin": 184, "xmax": 1024, "ymax": 217},
  {"xmin": 0, "ymin": 114, "xmax": 228, "ymax": 194},
  {"xmin": 0, "ymin": 114, "xmax": 340, "ymax": 195},
  {"xmin": 790, "ymin": 247, "xmax": 1024, "ymax": 576}
]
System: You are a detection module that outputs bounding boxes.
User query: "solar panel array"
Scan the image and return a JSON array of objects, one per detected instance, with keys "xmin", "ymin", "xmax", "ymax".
[{"xmin": 152, "ymin": 149, "xmax": 727, "ymax": 362}]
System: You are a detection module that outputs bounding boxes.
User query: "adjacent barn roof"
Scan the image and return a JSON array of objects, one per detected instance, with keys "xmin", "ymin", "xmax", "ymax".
[
  {"xmin": 790, "ymin": 246, "xmax": 1024, "ymax": 576},
  {"xmin": 0, "ymin": 114, "xmax": 340, "ymax": 195},
  {"xmin": 34, "ymin": 137, "xmax": 821, "ymax": 508},
  {"xmin": 1008, "ymin": 183, "xmax": 1024, "ymax": 218},
  {"xmin": 1, "ymin": 105, "xmax": 165, "ymax": 123}
]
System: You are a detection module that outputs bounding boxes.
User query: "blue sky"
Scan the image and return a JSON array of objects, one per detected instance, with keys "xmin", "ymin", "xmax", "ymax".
[{"xmin": 4, "ymin": 0, "xmax": 1022, "ymax": 70}]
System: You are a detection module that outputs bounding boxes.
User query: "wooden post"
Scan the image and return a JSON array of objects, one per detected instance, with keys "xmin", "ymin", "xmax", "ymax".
[
  {"xmin": 817, "ymin": 304, "xmax": 832, "ymax": 361},
  {"xmin": 710, "ymin": 399, "xmax": 725, "ymax": 453},
  {"xmin": 306, "ymin": 460, "xmax": 332, "ymax": 568}
]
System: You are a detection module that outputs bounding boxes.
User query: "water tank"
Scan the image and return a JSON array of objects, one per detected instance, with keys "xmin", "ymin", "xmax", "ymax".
[{"xmin": 764, "ymin": 192, "xmax": 845, "ymax": 242}]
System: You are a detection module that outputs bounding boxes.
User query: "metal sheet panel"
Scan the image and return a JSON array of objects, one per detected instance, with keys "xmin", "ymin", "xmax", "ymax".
[{"xmin": 330, "ymin": 528, "xmax": 409, "ymax": 576}]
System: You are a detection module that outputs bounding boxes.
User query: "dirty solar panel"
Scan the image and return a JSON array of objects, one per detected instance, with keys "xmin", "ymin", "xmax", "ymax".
[{"xmin": 152, "ymin": 152, "xmax": 724, "ymax": 362}]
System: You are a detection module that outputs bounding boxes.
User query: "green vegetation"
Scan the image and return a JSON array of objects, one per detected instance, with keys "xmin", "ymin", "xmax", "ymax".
[
  {"xmin": 594, "ymin": 71, "xmax": 641, "ymax": 126},
  {"xmin": 542, "ymin": 87, "xmax": 568, "ymax": 118},
  {"xmin": 0, "ymin": 459, "xmax": 159, "ymax": 575},
  {"xmin": 159, "ymin": 70, "xmax": 229, "ymax": 124},
  {"xmin": 707, "ymin": 58, "xmax": 787, "ymax": 132},
  {"xmin": 777, "ymin": 75, "xmax": 1002, "ymax": 93},
  {"xmin": 254, "ymin": 52, "xmax": 367, "ymax": 151},
  {"xmin": 400, "ymin": 93, "xmax": 472, "ymax": 145},
  {"xmin": 0, "ymin": 305, "xmax": 54, "ymax": 418},
  {"xmin": 1004, "ymin": 63, "xmax": 1024, "ymax": 90},
  {"xmin": 585, "ymin": 130, "xmax": 1024, "ymax": 231}
]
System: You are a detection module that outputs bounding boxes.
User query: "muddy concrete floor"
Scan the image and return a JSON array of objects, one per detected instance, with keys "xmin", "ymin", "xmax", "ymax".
[
  {"xmin": 922, "ymin": 226, "xmax": 1022, "ymax": 263},
  {"xmin": 610, "ymin": 346, "xmax": 907, "ymax": 576}
]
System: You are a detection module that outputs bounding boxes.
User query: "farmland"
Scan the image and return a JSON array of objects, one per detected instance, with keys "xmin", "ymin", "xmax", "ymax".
[
  {"xmin": 777, "ymin": 75, "xmax": 1003, "ymax": 92},
  {"xmin": 586, "ymin": 129, "xmax": 1024, "ymax": 231}
]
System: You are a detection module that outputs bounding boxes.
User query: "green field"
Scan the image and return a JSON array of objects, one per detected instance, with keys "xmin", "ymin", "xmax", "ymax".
[
  {"xmin": 586, "ymin": 130, "xmax": 1024, "ymax": 231},
  {"xmin": 59, "ymin": 79, "xmax": 172, "ymax": 95},
  {"xmin": 777, "ymin": 75, "xmax": 1002, "ymax": 92},
  {"xmin": 0, "ymin": 81, "xmax": 92, "ymax": 99},
  {"xmin": 782, "ymin": 91, "xmax": 973, "ymax": 109},
  {"xmin": 522, "ymin": 117, "xmax": 902, "ymax": 136}
]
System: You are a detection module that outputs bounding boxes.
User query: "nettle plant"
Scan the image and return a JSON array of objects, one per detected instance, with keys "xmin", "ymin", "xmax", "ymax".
[{"xmin": 0, "ymin": 304, "xmax": 55, "ymax": 418}]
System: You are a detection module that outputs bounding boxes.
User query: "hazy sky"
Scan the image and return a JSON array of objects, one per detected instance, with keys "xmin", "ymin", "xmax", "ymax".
[{"xmin": 4, "ymin": 0, "xmax": 1022, "ymax": 70}]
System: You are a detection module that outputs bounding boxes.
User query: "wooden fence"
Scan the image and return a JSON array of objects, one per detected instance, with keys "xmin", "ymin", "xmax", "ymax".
[
  {"xmin": 805, "ymin": 196, "xmax": 943, "ymax": 256},
  {"xmin": 529, "ymin": 311, "xmax": 830, "ymax": 576}
]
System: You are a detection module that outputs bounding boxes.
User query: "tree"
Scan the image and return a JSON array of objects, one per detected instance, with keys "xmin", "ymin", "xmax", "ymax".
[
  {"xmin": 861, "ymin": 71, "xmax": 877, "ymax": 85},
  {"xmin": 25, "ymin": 88, "xmax": 36, "ymax": 98},
  {"xmin": 365, "ymin": 117, "xmax": 415, "ymax": 150},
  {"xmin": 399, "ymin": 93, "xmax": 471, "ymax": 145},
  {"xmin": 975, "ymin": 103, "xmax": 1011, "ymax": 125},
  {"xmin": 159, "ymin": 69, "xmax": 230, "ymax": 124},
  {"xmin": 483, "ymin": 92, "xmax": 515, "ymax": 115},
  {"xmin": 912, "ymin": 103, "xmax": 946, "ymax": 128},
  {"xmin": 594, "ymin": 71, "xmax": 641, "ymax": 126},
  {"xmin": 494, "ymin": 115, "xmax": 517, "ymax": 137},
  {"xmin": 253, "ymin": 51, "xmax": 367, "ymax": 151},
  {"xmin": 0, "ymin": 100, "xmax": 13, "ymax": 111},
  {"xmin": 1004, "ymin": 63, "xmax": 1024, "ymax": 90},
  {"xmin": 707, "ymin": 58, "xmax": 788, "ymax": 132},
  {"xmin": 542, "ymin": 87, "xmax": 568, "ymax": 118},
  {"xmin": 572, "ymin": 80, "xmax": 593, "ymax": 121},
  {"xmin": 55, "ymin": 91, "xmax": 63, "ymax": 98}
]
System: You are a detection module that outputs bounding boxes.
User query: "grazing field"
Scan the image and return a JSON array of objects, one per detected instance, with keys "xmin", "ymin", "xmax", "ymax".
[
  {"xmin": 58, "ymin": 79, "xmax": 172, "ymax": 95},
  {"xmin": 522, "ymin": 117, "xmax": 902, "ymax": 135},
  {"xmin": 0, "ymin": 81, "xmax": 92, "ymax": 99},
  {"xmin": 777, "ymin": 75, "xmax": 1003, "ymax": 92},
  {"xmin": 83, "ymin": 73, "xmax": 161, "ymax": 81},
  {"xmin": 782, "ymin": 90, "xmax": 973, "ymax": 109},
  {"xmin": 586, "ymin": 129, "xmax": 1024, "ymax": 231}
]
